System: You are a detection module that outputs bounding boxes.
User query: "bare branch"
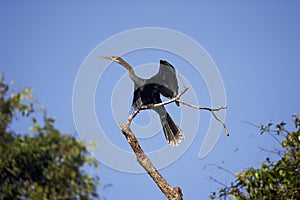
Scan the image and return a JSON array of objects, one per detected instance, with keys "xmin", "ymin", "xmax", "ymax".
[
  {"xmin": 177, "ymin": 98, "xmax": 229, "ymax": 136},
  {"xmin": 211, "ymin": 111, "xmax": 229, "ymax": 136},
  {"xmin": 120, "ymin": 121, "xmax": 183, "ymax": 200},
  {"xmin": 177, "ymin": 100, "xmax": 227, "ymax": 112},
  {"xmin": 120, "ymin": 87, "xmax": 228, "ymax": 199},
  {"xmin": 209, "ymin": 176, "xmax": 228, "ymax": 188},
  {"xmin": 129, "ymin": 86, "xmax": 229, "ymax": 136},
  {"xmin": 177, "ymin": 73, "xmax": 188, "ymax": 89},
  {"xmin": 204, "ymin": 163, "xmax": 235, "ymax": 177},
  {"xmin": 152, "ymin": 86, "xmax": 189, "ymax": 107}
]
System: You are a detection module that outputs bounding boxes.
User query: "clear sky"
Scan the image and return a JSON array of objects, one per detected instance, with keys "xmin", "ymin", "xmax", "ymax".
[{"xmin": 1, "ymin": 1, "xmax": 300, "ymax": 199}]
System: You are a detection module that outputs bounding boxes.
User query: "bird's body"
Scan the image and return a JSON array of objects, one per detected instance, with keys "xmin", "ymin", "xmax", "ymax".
[
  {"xmin": 132, "ymin": 60, "xmax": 180, "ymax": 106},
  {"xmin": 101, "ymin": 56, "xmax": 184, "ymax": 146}
]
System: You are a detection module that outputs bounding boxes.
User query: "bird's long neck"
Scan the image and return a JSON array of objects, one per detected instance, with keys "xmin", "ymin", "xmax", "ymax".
[
  {"xmin": 128, "ymin": 69, "xmax": 144, "ymax": 86},
  {"xmin": 117, "ymin": 57, "xmax": 144, "ymax": 85}
]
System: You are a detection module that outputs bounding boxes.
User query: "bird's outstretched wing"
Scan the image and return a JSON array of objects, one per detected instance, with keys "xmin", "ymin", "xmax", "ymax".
[{"xmin": 150, "ymin": 60, "xmax": 179, "ymax": 104}]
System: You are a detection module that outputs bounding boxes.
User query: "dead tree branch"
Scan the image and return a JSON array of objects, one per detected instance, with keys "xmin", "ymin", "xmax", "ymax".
[
  {"xmin": 119, "ymin": 87, "xmax": 228, "ymax": 200},
  {"xmin": 141, "ymin": 86, "xmax": 229, "ymax": 136},
  {"xmin": 120, "ymin": 120, "xmax": 183, "ymax": 200}
]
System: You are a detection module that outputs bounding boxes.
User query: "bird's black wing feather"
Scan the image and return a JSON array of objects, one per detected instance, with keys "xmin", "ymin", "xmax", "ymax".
[
  {"xmin": 131, "ymin": 83, "xmax": 142, "ymax": 111},
  {"xmin": 151, "ymin": 60, "xmax": 179, "ymax": 100}
]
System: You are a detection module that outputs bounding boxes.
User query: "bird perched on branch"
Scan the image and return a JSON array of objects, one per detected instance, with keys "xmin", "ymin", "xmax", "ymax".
[{"xmin": 100, "ymin": 56, "xmax": 184, "ymax": 146}]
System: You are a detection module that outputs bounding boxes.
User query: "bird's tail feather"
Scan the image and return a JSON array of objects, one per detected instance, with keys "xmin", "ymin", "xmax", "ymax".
[{"xmin": 161, "ymin": 113, "xmax": 184, "ymax": 146}]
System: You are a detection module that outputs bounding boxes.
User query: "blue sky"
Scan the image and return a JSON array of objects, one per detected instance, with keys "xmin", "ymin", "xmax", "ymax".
[{"xmin": 1, "ymin": 1, "xmax": 300, "ymax": 199}]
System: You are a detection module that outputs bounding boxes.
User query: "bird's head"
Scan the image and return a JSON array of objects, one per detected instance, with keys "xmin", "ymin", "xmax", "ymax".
[
  {"xmin": 99, "ymin": 56, "xmax": 121, "ymax": 63},
  {"xmin": 99, "ymin": 56, "xmax": 132, "ymax": 71}
]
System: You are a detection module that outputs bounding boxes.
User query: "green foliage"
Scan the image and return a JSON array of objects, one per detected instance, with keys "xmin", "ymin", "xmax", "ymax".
[
  {"xmin": 0, "ymin": 76, "xmax": 99, "ymax": 199},
  {"xmin": 211, "ymin": 116, "xmax": 300, "ymax": 200}
]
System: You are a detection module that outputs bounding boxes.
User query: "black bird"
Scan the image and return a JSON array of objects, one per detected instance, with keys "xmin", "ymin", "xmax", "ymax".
[{"xmin": 101, "ymin": 56, "xmax": 184, "ymax": 146}]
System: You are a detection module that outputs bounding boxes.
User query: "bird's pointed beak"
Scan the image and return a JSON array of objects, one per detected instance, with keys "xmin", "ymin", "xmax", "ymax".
[{"xmin": 98, "ymin": 56, "xmax": 112, "ymax": 60}]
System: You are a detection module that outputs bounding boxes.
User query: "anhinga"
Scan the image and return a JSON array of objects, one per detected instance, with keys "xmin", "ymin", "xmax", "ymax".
[{"xmin": 101, "ymin": 56, "xmax": 184, "ymax": 146}]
